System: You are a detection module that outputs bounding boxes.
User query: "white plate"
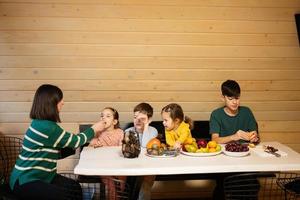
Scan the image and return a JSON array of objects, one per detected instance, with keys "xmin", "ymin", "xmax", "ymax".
[
  {"xmin": 223, "ymin": 150, "xmax": 250, "ymax": 157},
  {"xmin": 180, "ymin": 149, "xmax": 222, "ymax": 157},
  {"xmin": 145, "ymin": 153, "xmax": 177, "ymax": 158}
]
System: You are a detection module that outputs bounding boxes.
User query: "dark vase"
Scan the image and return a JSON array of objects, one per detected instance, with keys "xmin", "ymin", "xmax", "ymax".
[{"xmin": 122, "ymin": 130, "xmax": 141, "ymax": 158}]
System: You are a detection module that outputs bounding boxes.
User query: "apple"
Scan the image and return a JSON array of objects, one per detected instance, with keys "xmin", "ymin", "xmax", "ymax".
[{"xmin": 197, "ymin": 139, "xmax": 207, "ymax": 148}]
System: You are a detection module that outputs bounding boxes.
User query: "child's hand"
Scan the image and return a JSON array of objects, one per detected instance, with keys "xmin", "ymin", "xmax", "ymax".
[
  {"xmin": 93, "ymin": 138, "xmax": 103, "ymax": 148},
  {"xmin": 173, "ymin": 141, "xmax": 182, "ymax": 150},
  {"xmin": 135, "ymin": 113, "xmax": 150, "ymax": 133}
]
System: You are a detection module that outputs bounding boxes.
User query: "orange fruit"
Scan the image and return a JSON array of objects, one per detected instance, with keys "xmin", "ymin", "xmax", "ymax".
[
  {"xmin": 146, "ymin": 138, "xmax": 161, "ymax": 149},
  {"xmin": 208, "ymin": 148, "xmax": 217, "ymax": 153},
  {"xmin": 184, "ymin": 137, "xmax": 193, "ymax": 145},
  {"xmin": 208, "ymin": 141, "xmax": 217, "ymax": 148}
]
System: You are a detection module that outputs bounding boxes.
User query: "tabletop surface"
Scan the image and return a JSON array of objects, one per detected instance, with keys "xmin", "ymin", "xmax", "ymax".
[{"xmin": 74, "ymin": 142, "xmax": 300, "ymax": 176}]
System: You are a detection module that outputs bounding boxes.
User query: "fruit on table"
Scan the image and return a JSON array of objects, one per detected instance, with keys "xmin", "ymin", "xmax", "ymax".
[
  {"xmin": 198, "ymin": 147, "xmax": 209, "ymax": 153},
  {"xmin": 184, "ymin": 144, "xmax": 197, "ymax": 153},
  {"xmin": 248, "ymin": 143, "xmax": 256, "ymax": 148},
  {"xmin": 225, "ymin": 142, "xmax": 249, "ymax": 152},
  {"xmin": 197, "ymin": 139, "xmax": 207, "ymax": 148},
  {"xmin": 207, "ymin": 141, "xmax": 217, "ymax": 148},
  {"xmin": 215, "ymin": 144, "xmax": 221, "ymax": 152},
  {"xmin": 208, "ymin": 148, "xmax": 217, "ymax": 153},
  {"xmin": 146, "ymin": 138, "xmax": 161, "ymax": 149},
  {"xmin": 184, "ymin": 137, "xmax": 196, "ymax": 145}
]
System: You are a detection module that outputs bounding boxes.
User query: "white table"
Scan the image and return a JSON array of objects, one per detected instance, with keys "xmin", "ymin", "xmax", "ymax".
[
  {"xmin": 75, "ymin": 142, "xmax": 300, "ymax": 176},
  {"xmin": 74, "ymin": 142, "xmax": 300, "ymax": 199}
]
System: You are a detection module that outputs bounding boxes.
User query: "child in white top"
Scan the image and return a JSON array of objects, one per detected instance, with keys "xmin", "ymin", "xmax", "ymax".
[
  {"xmin": 125, "ymin": 103, "xmax": 158, "ymax": 200},
  {"xmin": 125, "ymin": 103, "xmax": 158, "ymax": 148}
]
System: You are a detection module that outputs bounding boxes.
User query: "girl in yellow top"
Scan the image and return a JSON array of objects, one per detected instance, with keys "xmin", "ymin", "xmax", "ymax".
[{"xmin": 161, "ymin": 103, "xmax": 193, "ymax": 149}]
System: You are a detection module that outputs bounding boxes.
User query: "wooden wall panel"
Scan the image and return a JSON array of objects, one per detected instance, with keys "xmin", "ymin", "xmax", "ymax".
[
  {"xmin": 1, "ymin": 56, "xmax": 299, "ymax": 69},
  {"xmin": 0, "ymin": 31, "xmax": 298, "ymax": 46},
  {"xmin": 1, "ymin": 3, "xmax": 298, "ymax": 21},
  {"xmin": 0, "ymin": 1, "xmax": 299, "ymax": 197},
  {"xmin": 0, "ymin": 17, "xmax": 296, "ymax": 33},
  {"xmin": 0, "ymin": 0, "xmax": 299, "ymax": 8}
]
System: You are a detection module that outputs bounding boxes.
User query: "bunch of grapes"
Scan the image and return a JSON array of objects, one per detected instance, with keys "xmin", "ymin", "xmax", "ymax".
[{"xmin": 225, "ymin": 142, "xmax": 249, "ymax": 152}]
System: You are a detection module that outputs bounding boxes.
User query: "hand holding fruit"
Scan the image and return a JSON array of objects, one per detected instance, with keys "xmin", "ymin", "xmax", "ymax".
[
  {"xmin": 173, "ymin": 141, "xmax": 182, "ymax": 150},
  {"xmin": 249, "ymin": 132, "xmax": 259, "ymax": 143},
  {"xmin": 234, "ymin": 130, "xmax": 252, "ymax": 141}
]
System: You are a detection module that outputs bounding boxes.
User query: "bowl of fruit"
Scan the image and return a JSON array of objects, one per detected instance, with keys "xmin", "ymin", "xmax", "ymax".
[
  {"xmin": 181, "ymin": 139, "xmax": 222, "ymax": 157},
  {"xmin": 224, "ymin": 142, "xmax": 250, "ymax": 157},
  {"xmin": 146, "ymin": 138, "xmax": 179, "ymax": 158}
]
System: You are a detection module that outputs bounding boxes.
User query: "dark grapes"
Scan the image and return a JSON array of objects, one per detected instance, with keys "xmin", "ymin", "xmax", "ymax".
[{"xmin": 225, "ymin": 142, "xmax": 249, "ymax": 152}]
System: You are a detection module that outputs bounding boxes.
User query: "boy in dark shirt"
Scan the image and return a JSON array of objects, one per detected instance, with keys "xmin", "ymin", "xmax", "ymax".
[
  {"xmin": 210, "ymin": 79, "xmax": 259, "ymax": 144},
  {"xmin": 209, "ymin": 80, "xmax": 260, "ymax": 200}
]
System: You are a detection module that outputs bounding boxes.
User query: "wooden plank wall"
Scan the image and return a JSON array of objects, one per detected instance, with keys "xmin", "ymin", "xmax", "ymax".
[{"xmin": 0, "ymin": 0, "xmax": 300, "ymax": 198}]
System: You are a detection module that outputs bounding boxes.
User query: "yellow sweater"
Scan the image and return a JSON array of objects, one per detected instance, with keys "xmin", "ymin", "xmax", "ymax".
[{"xmin": 165, "ymin": 121, "xmax": 192, "ymax": 147}]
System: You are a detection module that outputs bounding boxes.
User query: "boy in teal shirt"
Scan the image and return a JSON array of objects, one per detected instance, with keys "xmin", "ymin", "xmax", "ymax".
[
  {"xmin": 210, "ymin": 80, "xmax": 259, "ymax": 144},
  {"xmin": 209, "ymin": 80, "xmax": 259, "ymax": 200}
]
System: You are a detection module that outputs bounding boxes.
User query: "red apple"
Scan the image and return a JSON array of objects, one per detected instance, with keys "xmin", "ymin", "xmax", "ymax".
[{"xmin": 197, "ymin": 139, "xmax": 207, "ymax": 148}]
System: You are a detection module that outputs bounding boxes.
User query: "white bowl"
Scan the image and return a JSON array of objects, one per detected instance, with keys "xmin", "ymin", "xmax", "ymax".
[{"xmin": 223, "ymin": 149, "xmax": 250, "ymax": 157}]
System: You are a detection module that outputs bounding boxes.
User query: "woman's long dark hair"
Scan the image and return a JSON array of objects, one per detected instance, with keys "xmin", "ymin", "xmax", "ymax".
[{"xmin": 30, "ymin": 84, "xmax": 63, "ymax": 122}]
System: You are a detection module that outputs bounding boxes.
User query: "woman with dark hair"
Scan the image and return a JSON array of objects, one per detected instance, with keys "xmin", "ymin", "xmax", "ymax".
[{"xmin": 9, "ymin": 84, "xmax": 106, "ymax": 200}]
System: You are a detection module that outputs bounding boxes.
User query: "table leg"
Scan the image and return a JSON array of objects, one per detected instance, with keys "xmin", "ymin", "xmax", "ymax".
[{"xmin": 126, "ymin": 176, "xmax": 144, "ymax": 200}]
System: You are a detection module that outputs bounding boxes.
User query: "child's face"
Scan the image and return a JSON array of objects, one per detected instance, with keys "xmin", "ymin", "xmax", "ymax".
[
  {"xmin": 100, "ymin": 109, "xmax": 117, "ymax": 129},
  {"xmin": 223, "ymin": 95, "xmax": 240, "ymax": 113},
  {"xmin": 162, "ymin": 111, "xmax": 176, "ymax": 131},
  {"xmin": 133, "ymin": 111, "xmax": 149, "ymax": 133}
]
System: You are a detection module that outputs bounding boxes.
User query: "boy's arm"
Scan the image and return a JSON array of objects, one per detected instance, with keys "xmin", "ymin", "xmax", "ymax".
[
  {"xmin": 212, "ymin": 130, "xmax": 258, "ymax": 144},
  {"xmin": 212, "ymin": 133, "xmax": 235, "ymax": 144}
]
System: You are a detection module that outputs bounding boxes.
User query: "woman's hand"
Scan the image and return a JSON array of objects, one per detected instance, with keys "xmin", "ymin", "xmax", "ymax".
[{"xmin": 91, "ymin": 120, "xmax": 106, "ymax": 136}]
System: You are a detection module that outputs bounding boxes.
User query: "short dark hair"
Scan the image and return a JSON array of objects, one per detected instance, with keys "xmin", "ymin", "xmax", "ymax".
[
  {"xmin": 133, "ymin": 103, "xmax": 153, "ymax": 118},
  {"xmin": 30, "ymin": 84, "xmax": 63, "ymax": 122},
  {"xmin": 221, "ymin": 80, "xmax": 241, "ymax": 98}
]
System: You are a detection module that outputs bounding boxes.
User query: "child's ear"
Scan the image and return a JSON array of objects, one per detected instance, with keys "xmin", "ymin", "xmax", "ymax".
[
  {"xmin": 113, "ymin": 119, "xmax": 118, "ymax": 126},
  {"xmin": 221, "ymin": 95, "xmax": 225, "ymax": 102},
  {"xmin": 174, "ymin": 118, "xmax": 181, "ymax": 125},
  {"xmin": 148, "ymin": 117, "xmax": 152, "ymax": 124}
]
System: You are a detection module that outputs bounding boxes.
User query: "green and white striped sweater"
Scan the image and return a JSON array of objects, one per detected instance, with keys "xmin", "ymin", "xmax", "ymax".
[{"xmin": 9, "ymin": 119, "xmax": 94, "ymax": 189}]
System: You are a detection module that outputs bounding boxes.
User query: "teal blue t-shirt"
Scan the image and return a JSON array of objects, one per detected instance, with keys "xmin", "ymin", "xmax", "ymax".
[{"xmin": 209, "ymin": 106, "xmax": 257, "ymax": 137}]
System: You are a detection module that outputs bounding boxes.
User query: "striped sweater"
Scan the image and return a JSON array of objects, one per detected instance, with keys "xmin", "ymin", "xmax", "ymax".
[{"xmin": 9, "ymin": 119, "xmax": 94, "ymax": 189}]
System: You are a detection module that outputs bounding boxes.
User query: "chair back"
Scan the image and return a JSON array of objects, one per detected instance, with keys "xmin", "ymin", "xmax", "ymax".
[
  {"xmin": 0, "ymin": 145, "xmax": 5, "ymax": 184},
  {"xmin": 224, "ymin": 172, "xmax": 288, "ymax": 200},
  {"xmin": 0, "ymin": 136, "xmax": 23, "ymax": 184}
]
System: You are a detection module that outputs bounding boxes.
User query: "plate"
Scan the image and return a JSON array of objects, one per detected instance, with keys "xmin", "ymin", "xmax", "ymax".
[
  {"xmin": 180, "ymin": 149, "xmax": 222, "ymax": 157},
  {"xmin": 223, "ymin": 150, "xmax": 250, "ymax": 157},
  {"xmin": 145, "ymin": 153, "xmax": 177, "ymax": 158}
]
